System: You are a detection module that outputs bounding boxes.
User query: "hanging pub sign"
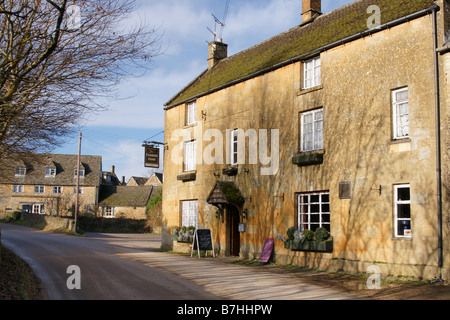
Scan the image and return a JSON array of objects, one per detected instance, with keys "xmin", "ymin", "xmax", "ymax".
[{"xmin": 144, "ymin": 145, "xmax": 160, "ymax": 168}]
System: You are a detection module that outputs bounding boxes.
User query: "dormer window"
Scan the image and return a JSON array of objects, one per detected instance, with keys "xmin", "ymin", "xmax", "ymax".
[
  {"xmin": 15, "ymin": 167, "xmax": 26, "ymax": 176},
  {"xmin": 303, "ymin": 56, "xmax": 321, "ymax": 89},
  {"xmin": 74, "ymin": 168, "xmax": 85, "ymax": 178},
  {"xmin": 45, "ymin": 167, "xmax": 56, "ymax": 177}
]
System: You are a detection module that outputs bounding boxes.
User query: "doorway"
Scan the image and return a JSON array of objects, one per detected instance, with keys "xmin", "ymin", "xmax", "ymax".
[{"xmin": 227, "ymin": 205, "xmax": 240, "ymax": 256}]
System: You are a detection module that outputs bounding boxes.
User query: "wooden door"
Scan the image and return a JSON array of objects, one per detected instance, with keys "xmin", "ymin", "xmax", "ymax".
[{"xmin": 228, "ymin": 206, "xmax": 240, "ymax": 256}]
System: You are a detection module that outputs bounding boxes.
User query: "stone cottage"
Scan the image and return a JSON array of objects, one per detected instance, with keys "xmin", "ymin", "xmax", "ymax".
[{"xmin": 0, "ymin": 154, "xmax": 102, "ymax": 216}]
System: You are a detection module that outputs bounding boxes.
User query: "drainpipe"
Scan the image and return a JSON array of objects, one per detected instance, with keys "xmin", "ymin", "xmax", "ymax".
[{"xmin": 432, "ymin": 8, "xmax": 444, "ymax": 282}]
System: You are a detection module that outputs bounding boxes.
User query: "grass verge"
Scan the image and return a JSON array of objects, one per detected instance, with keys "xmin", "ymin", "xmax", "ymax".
[{"xmin": 0, "ymin": 245, "xmax": 44, "ymax": 300}]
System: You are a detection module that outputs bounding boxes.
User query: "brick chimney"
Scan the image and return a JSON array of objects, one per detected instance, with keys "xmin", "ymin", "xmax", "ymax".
[
  {"xmin": 208, "ymin": 38, "xmax": 228, "ymax": 69},
  {"xmin": 301, "ymin": 0, "xmax": 322, "ymax": 24}
]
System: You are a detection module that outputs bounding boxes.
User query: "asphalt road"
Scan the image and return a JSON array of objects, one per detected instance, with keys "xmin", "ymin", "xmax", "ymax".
[
  {"xmin": 0, "ymin": 223, "xmax": 355, "ymax": 301},
  {"xmin": 0, "ymin": 223, "xmax": 217, "ymax": 300}
]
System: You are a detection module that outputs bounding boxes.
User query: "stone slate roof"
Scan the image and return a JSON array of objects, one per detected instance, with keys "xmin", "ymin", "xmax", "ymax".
[
  {"xmin": 152, "ymin": 172, "xmax": 163, "ymax": 184},
  {"xmin": 2, "ymin": 154, "xmax": 102, "ymax": 187},
  {"xmin": 165, "ymin": 0, "xmax": 436, "ymax": 108},
  {"xmin": 128, "ymin": 176, "xmax": 149, "ymax": 186},
  {"xmin": 99, "ymin": 185, "xmax": 161, "ymax": 207}
]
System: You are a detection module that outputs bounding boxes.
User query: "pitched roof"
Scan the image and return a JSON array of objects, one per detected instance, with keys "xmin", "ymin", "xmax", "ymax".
[
  {"xmin": 165, "ymin": 0, "xmax": 436, "ymax": 108},
  {"xmin": 2, "ymin": 154, "xmax": 102, "ymax": 187},
  {"xmin": 207, "ymin": 181, "xmax": 245, "ymax": 206},
  {"xmin": 128, "ymin": 176, "xmax": 149, "ymax": 186},
  {"xmin": 99, "ymin": 185, "xmax": 161, "ymax": 207}
]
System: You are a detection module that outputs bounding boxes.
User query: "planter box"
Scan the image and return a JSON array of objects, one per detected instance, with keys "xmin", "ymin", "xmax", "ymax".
[
  {"xmin": 177, "ymin": 172, "xmax": 196, "ymax": 182},
  {"xmin": 173, "ymin": 241, "xmax": 192, "ymax": 254},
  {"xmin": 284, "ymin": 239, "xmax": 333, "ymax": 252},
  {"xmin": 292, "ymin": 152, "xmax": 323, "ymax": 166}
]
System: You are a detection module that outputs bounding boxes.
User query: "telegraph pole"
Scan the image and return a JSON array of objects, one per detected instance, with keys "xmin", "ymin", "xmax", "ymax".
[{"xmin": 74, "ymin": 132, "xmax": 82, "ymax": 233}]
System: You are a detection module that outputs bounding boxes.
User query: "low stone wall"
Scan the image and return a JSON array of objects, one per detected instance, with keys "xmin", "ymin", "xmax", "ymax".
[{"xmin": 20, "ymin": 213, "xmax": 75, "ymax": 232}]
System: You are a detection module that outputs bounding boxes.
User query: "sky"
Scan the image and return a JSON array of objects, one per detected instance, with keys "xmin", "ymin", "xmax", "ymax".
[{"xmin": 53, "ymin": 0, "xmax": 353, "ymax": 182}]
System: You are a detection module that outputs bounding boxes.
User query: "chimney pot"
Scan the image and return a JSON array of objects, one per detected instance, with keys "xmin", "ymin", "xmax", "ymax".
[{"xmin": 302, "ymin": 0, "xmax": 322, "ymax": 24}]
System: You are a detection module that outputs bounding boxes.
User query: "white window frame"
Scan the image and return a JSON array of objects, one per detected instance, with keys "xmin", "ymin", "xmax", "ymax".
[
  {"xmin": 45, "ymin": 167, "xmax": 56, "ymax": 177},
  {"xmin": 301, "ymin": 108, "xmax": 324, "ymax": 152},
  {"xmin": 34, "ymin": 185, "xmax": 45, "ymax": 194},
  {"xmin": 392, "ymin": 87, "xmax": 409, "ymax": 140},
  {"xmin": 15, "ymin": 167, "xmax": 26, "ymax": 176},
  {"xmin": 53, "ymin": 186, "xmax": 63, "ymax": 194},
  {"xmin": 103, "ymin": 207, "xmax": 115, "ymax": 218},
  {"xmin": 183, "ymin": 140, "xmax": 196, "ymax": 172},
  {"xmin": 303, "ymin": 56, "xmax": 321, "ymax": 89},
  {"xmin": 13, "ymin": 185, "xmax": 24, "ymax": 193},
  {"xmin": 73, "ymin": 186, "xmax": 83, "ymax": 194},
  {"xmin": 186, "ymin": 101, "xmax": 197, "ymax": 125},
  {"xmin": 394, "ymin": 184, "xmax": 412, "ymax": 238},
  {"xmin": 32, "ymin": 204, "xmax": 45, "ymax": 215},
  {"xmin": 230, "ymin": 129, "xmax": 239, "ymax": 165},
  {"xmin": 297, "ymin": 192, "xmax": 330, "ymax": 233},
  {"xmin": 181, "ymin": 200, "xmax": 198, "ymax": 228},
  {"xmin": 74, "ymin": 168, "xmax": 85, "ymax": 178}
]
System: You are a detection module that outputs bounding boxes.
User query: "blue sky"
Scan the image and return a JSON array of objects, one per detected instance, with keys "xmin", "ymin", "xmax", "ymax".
[{"xmin": 54, "ymin": 0, "xmax": 353, "ymax": 181}]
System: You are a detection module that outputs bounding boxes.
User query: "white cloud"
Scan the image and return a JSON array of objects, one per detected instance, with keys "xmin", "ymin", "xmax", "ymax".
[
  {"xmin": 83, "ymin": 58, "xmax": 205, "ymax": 129},
  {"xmin": 74, "ymin": 0, "xmax": 355, "ymax": 179}
]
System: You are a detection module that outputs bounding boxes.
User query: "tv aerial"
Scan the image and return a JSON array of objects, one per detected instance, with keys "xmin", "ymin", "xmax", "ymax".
[{"xmin": 206, "ymin": 0, "xmax": 230, "ymax": 42}]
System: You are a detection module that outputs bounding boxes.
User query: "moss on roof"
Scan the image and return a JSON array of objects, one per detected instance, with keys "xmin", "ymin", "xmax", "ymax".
[
  {"xmin": 165, "ymin": 0, "xmax": 436, "ymax": 108},
  {"xmin": 207, "ymin": 181, "xmax": 245, "ymax": 206},
  {"xmin": 99, "ymin": 185, "xmax": 160, "ymax": 207}
]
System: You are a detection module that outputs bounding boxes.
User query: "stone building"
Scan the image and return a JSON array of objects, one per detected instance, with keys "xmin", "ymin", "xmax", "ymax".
[
  {"xmin": 98, "ymin": 185, "xmax": 160, "ymax": 219},
  {"xmin": 0, "ymin": 154, "xmax": 102, "ymax": 216},
  {"xmin": 163, "ymin": 0, "xmax": 450, "ymax": 280}
]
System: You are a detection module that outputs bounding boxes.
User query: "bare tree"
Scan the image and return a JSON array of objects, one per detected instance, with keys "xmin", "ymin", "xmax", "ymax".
[{"xmin": 0, "ymin": 0, "xmax": 161, "ymax": 167}]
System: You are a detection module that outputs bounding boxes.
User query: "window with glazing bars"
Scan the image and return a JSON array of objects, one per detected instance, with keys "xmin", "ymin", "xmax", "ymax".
[
  {"xmin": 297, "ymin": 192, "xmax": 330, "ymax": 233},
  {"xmin": 301, "ymin": 108, "xmax": 323, "ymax": 152}
]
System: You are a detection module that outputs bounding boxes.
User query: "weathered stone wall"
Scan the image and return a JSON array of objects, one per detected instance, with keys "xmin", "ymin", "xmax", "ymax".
[
  {"xmin": 20, "ymin": 213, "xmax": 76, "ymax": 232},
  {"xmin": 113, "ymin": 206, "xmax": 147, "ymax": 220}
]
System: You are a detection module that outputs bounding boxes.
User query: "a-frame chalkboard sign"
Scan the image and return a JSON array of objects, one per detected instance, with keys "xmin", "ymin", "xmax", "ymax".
[{"xmin": 191, "ymin": 228, "xmax": 215, "ymax": 258}]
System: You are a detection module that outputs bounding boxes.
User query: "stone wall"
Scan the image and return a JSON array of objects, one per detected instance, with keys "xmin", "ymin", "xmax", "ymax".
[{"xmin": 20, "ymin": 213, "xmax": 76, "ymax": 232}]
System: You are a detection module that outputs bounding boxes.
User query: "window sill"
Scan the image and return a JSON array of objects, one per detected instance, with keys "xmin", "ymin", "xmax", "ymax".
[
  {"xmin": 390, "ymin": 137, "xmax": 411, "ymax": 144},
  {"xmin": 392, "ymin": 236, "xmax": 413, "ymax": 241},
  {"xmin": 292, "ymin": 150, "xmax": 324, "ymax": 167},
  {"xmin": 183, "ymin": 122, "xmax": 197, "ymax": 129},
  {"xmin": 297, "ymin": 84, "xmax": 323, "ymax": 96}
]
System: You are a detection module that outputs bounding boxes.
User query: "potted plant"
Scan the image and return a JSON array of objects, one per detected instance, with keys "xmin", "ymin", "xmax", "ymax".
[
  {"xmin": 171, "ymin": 226, "xmax": 196, "ymax": 253},
  {"xmin": 172, "ymin": 226, "xmax": 195, "ymax": 243},
  {"xmin": 284, "ymin": 227, "xmax": 333, "ymax": 252}
]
